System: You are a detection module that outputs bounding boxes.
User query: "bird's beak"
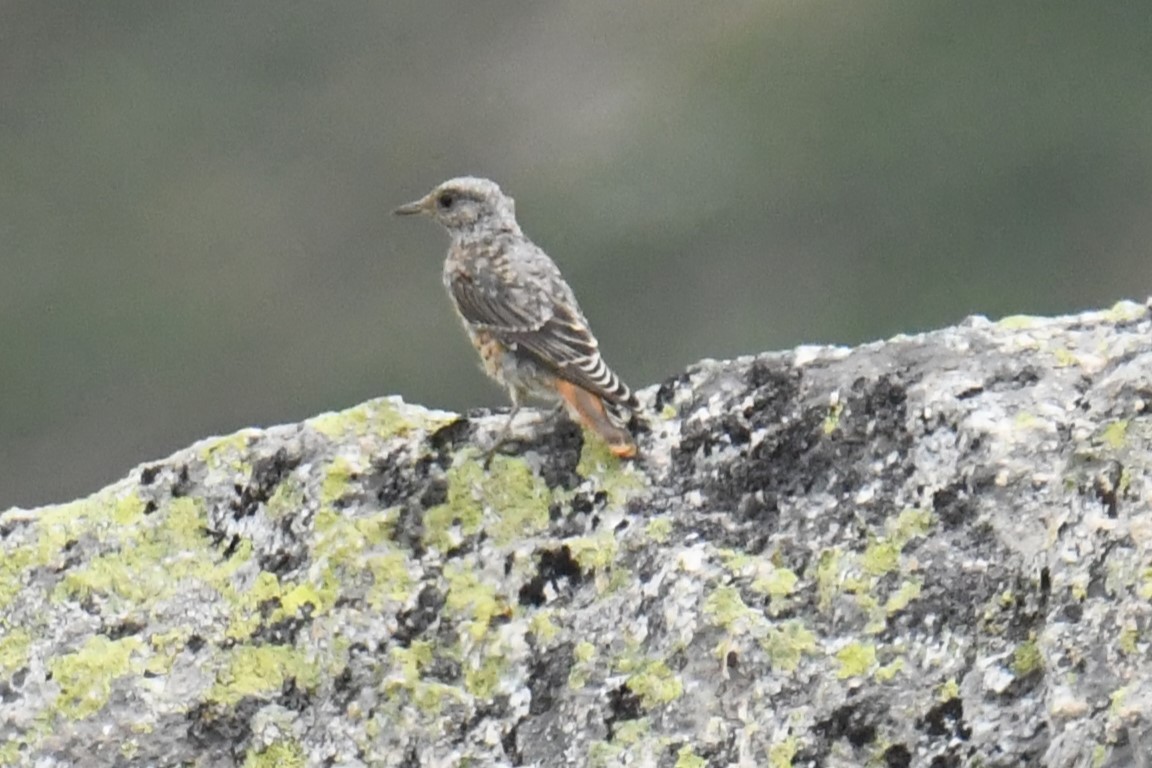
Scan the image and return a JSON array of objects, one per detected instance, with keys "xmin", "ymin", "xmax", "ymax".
[{"xmin": 392, "ymin": 196, "xmax": 430, "ymax": 216}]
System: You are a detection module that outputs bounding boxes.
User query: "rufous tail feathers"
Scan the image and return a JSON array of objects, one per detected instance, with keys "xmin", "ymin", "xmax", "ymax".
[{"xmin": 554, "ymin": 380, "xmax": 637, "ymax": 458}]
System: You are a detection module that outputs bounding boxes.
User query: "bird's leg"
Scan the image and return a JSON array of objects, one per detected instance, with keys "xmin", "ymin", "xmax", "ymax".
[
  {"xmin": 542, "ymin": 399, "xmax": 568, "ymax": 423},
  {"xmin": 482, "ymin": 394, "xmax": 522, "ymax": 469}
]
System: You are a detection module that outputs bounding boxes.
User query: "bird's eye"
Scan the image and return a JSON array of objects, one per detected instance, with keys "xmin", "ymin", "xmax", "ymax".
[{"xmin": 437, "ymin": 193, "xmax": 455, "ymax": 209}]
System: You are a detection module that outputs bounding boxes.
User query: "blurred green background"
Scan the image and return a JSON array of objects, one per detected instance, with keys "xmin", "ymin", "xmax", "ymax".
[{"xmin": 3, "ymin": 1, "xmax": 1151, "ymax": 507}]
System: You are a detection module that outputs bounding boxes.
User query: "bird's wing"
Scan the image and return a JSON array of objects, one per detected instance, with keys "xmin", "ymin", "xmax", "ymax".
[
  {"xmin": 448, "ymin": 258, "xmax": 635, "ymax": 409},
  {"xmin": 449, "ymin": 267, "xmax": 554, "ymax": 334},
  {"xmin": 511, "ymin": 299, "xmax": 636, "ymax": 409}
]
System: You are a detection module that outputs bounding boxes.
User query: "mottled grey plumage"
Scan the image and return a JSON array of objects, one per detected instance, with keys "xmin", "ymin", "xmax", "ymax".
[{"xmin": 394, "ymin": 176, "xmax": 637, "ymax": 457}]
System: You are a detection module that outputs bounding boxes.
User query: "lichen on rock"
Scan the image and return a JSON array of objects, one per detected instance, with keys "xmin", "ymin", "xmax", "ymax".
[{"xmin": 2, "ymin": 301, "xmax": 1152, "ymax": 767}]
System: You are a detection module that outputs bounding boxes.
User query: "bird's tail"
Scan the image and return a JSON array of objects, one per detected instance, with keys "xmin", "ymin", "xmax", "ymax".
[{"xmin": 554, "ymin": 380, "xmax": 637, "ymax": 458}]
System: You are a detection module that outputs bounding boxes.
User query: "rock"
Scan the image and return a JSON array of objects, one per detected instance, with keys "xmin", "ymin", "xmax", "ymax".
[{"xmin": 2, "ymin": 300, "xmax": 1152, "ymax": 767}]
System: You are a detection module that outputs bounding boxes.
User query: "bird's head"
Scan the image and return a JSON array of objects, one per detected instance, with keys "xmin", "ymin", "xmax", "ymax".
[{"xmin": 393, "ymin": 176, "xmax": 518, "ymax": 235}]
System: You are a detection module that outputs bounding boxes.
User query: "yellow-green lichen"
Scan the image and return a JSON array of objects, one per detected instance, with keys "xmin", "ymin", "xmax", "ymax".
[
  {"xmin": 209, "ymin": 644, "xmax": 319, "ymax": 706},
  {"xmin": 444, "ymin": 563, "xmax": 507, "ymax": 642},
  {"xmin": 823, "ymin": 401, "xmax": 844, "ymax": 435},
  {"xmin": 1107, "ymin": 299, "xmax": 1147, "ymax": 323},
  {"xmin": 0, "ymin": 739, "xmax": 22, "ymax": 765},
  {"xmin": 574, "ymin": 436, "xmax": 622, "ymax": 478},
  {"xmin": 568, "ymin": 668, "xmax": 590, "ymax": 691},
  {"xmin": 1109, "ymin": 685, "xmax": 1130, "ymax": 715},
  {"xmin": 568, "ymin": 669, "xmax": 589, "ymax": 690},
  {"xmin": 604, "ymin": 565, "xmax": 635, "ymax": 595},
  {"xmin": 835, "ymin": 642, "xmax": 877, "ymax": 679},
  {"xmin": 861, "ymin": 592, "xmax": 886, "ymax": 635},
  {"xmin": 110, "ymin": 493, "xmax": 147, "ymax": 526},
  {"xmin": 674, "ymin": 745, "xmax": 708, "ymax": 768},
  {"xmin": 414, "ymin": 681, "xmax": 469, "ymax": 716},
  {"xmin": 49, "ymin": 635, "xmax": 142, "ymax": 719},
  {"xmin": 529, "ymin": 610, "xmax": 559, "ymax": 645},
  {"xmin": 390, "ymin": 641, "xmax": 433, "ymax": 685},
  {"xmin": 815, "ymin": 547, "xmax": 844, "ymax": 613},
  {"xmin": 751, "ymin": 566, "xmax": 798, "ymax": 601},
  {"xmin": 612, "ymin": 718, "xmax": 650, "ymax": 746},
  {"xmin": 424, "ymin": 456, "xmax": 551, "ymax": 552},
  {"xmin": 768, "ymin": 736, "xmax": 799, "ymax": 768},
  {"xmin": 199, "ymin": 432, "xmax": 257, "ymax": 471},
  {"xmin": 307, "ymin": 501, "xmax": 411, "ymax": 625},
  {"xmin": 1100, "ymin": 420, "xmax": 1129, "ymax": 451},
  {"xmin": 320, "ymin": 457, "xmax": 357, "ymax": 509},
  {"xmin": 759, "ymin": 620, "xmax": 818, "ymax": 672},
  {"xmin": 35, "ymin": 492, "xmax": 146, "ymax": 562},
  {"xmin": 313, "ymin": 504, "xmax": 400, "ymax": 572},
  {"xmin": 997, "ymin": 314, "xmax": 1041, "ymax": 330},
  {"xmin": 885, "ymin": 580, "xmax": 922, "ymax": 615},
  {"xmin": 565, "ymin": 530, "xmax": 620, "ymax": 573},
  {"xmin": 230, "ymin": 568, "xmax": 338, "ymax": 640},
  {"xmin": 148, "ymin": 629, "xmax": 187, "ymax": 654},
  {"xmin": 1137, "ymin": 568, "xmax": 1152, "ymax": 601},
  {"xmin": 0, "ymin": 628, "xmax": 31, "ymax": 676},
  {"xmin": 818, "ymin": 510, "xmax": 931, "ymax": 627},
  {"xmin": 464, "ymin": 655, "xmax": 506, "ymax": 699},
  {"xmin": 587, "ymin": 740, "xmax": 619, "ymax": 768},
  {"xmin": 718, "ymin": 548, "xmax": 754, "ymax": 573},
  {"xmin": 0, "ymin": 544, "xmax": 39, "ymax": 610},
  {"xmin": 145, "ymin": 629, "xmax": 190, "ymax": 677},
  {"xmin": 568, "ymin": 641, "xmax": 598, "ymax": 690},
  {"xmin": 575, "ymin": 439, "xmax": 647, "ymax": 505},
  {"xmin": 1014, "ymin": 412, "xmax": 1041, "ymax": 430},
  {"xmin": 57, "ymin": 550, "xmax": 159, "ymax": 605},
  {"xmin": 861, "ymin": 538, "xmax": 900, "ymax": 577},
  {"xmin": 645, "ymin": 517, "xmax": 673, "ymax": 544},
  {"xmin": 1118, "ymin": 625, "xmax": 1138, "ymax": 655},
  {"xmin": 227, "ymin": 570, "xmax": 292, "ymax": 641},
  {"xmin": 56, "ymin": 496, "xmax": 253, "ymax": 620},
  {"xmin": 890, "ymin": 507, "xmax": 934, "ymax": 540},
  {"xmin": 277, "ymin": 580, "xmax": 322, "ymax": 617},
  {"xmin": 1011, "ymin": 637, "xmax": 1042, "ymax": 677},
  {"xmin": 1118, "ymin": 467, "xmax": 1133, "ymax": 496},
  {"xmin": 264, "ymin": 478, "xmax": 305, "ymax": 520},
  {"xmin": 280, "ymin": 579, "xmax": 335, "ymax": 617},
  {"xmin": 1051, "ymin": 348, "xmax": 1079, "ymax": 368},
  {"xmin": 574, "ymin": 641, "xmax": 596, "ymax": 663},
  {"xmin": 309, "ymin": 398, "xmax": 420, "ymax": 440},
  {"xmin": 366, "ymin": 551, "xmax": 413, "ymax": 609},
  {"xmin": 620, "ymin": 658, "xmax": 682, "ymax": 708},
  {"xmin": 875, "ymin": 658, "xmax": 904, "ymax": 682},
  {"xmin": 243, "ymin": 740, "xmax": 306, "ymax": 768},
  {"xmin": 937, "ymin": 678, "xmax": 960, "ymax": 701},
  {"xmin": 704, "ymin": 585, "xmax": 762, "ymax": 634}
]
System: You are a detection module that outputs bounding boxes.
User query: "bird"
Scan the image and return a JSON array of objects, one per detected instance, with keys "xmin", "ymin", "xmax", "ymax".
[{"xmin": 394, "ymin": 176, "xmax": 638, "ymax": 460}]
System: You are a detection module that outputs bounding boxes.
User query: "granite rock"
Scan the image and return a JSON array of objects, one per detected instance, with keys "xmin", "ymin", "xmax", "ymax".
[{"xmin": 2, "ymin": 301, "xmax": 1152, "ymax": 767}]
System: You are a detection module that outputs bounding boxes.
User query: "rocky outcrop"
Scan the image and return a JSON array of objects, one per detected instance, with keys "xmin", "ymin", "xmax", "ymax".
[{"xmin": 2, "ymin": 301, "xmax": 1152, "ymax": 767}]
